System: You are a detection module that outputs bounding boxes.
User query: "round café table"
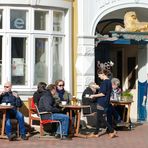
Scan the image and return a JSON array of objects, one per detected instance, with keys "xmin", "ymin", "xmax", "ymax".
[
  {"xmin": 60, "ymin": 104, "xmax": 90, "ymax": 137},
  {"xmin": 0, "ymin": 105, "xmax": 14, "ymax": 138}
]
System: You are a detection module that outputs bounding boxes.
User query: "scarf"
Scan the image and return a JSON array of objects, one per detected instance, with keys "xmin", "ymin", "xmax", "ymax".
[{"xmin": 57, "ymin": 89, "xmax": 65, "ymax": 101}]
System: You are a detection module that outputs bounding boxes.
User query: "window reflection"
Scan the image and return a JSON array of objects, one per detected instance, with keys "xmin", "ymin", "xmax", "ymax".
[
  {"xmin": 34, "ymin": 38, "xmax": 48, "ymax": 85},
  {"xmin": 11, "ymin": 37, "xmax": 27, "ymax": 85},
  {"xmin": 53, "ymin": 11, "xmax": 63, "ymax": 32},
  {"xmin": 34, "ymin": 11, "xmax": 47, "ymax": 30},
  {"xmin": 0, "ymin": 10, "xmax": 3, "ymax": 29},
  {"xmin": 52, "ymin": 37, "xmax": 63, "ymax": 82}
]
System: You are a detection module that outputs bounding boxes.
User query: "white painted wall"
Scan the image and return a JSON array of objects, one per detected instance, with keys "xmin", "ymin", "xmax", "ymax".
[{"xmin": 76, "ymin": 0, "xmax": 148, "ymax": 121}]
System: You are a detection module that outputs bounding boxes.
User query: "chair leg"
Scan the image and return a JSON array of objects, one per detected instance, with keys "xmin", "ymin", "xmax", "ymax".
[
  {"xmin": 58, "ymin": 121, "xmax": 62, "ymax": 139},
  {"xmin": 29, "ymin": 117, "xmax": 31, "ymax": 126},
  {"xmin": 40, "ymin": 124, "xmax": 44, "ymax": 136}
]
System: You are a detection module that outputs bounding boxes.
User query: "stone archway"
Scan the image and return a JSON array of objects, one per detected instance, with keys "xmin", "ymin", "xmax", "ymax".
[{"xmin": 92, "ymin": 8, "xmax": 148, "ymax": 121}]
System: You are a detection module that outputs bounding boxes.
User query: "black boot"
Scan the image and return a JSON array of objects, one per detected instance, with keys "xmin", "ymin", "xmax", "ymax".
[
  {"xmin": 8, "ymin": 133, "xmax": 17, "ymax": 141},
  {"xmin": 21, "ymin": 134, "xmax": 28, "ymax": 140}
]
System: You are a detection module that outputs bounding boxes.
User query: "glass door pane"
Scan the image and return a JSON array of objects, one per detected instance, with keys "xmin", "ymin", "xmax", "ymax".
[
  {"xmin": 52, "ymin": 37, "xmax": 63, "ymax": 82},
  {"xmin": 53, "ymin": 11, "xmax": 63, "ymax": 32},
  {"xmin": 11, "ymin": 37, "xmax": 27, "ymax": 85},
  {"xmin": 34, "ymin": 11, "xmax": 47, "ymax": 30},
  {"xmin": 34, "ymin": 38, "xmax": 48, "ymax": 85},
  {"xmin": 0, "ymin": 10, "xmax": 3, "ymax": 29}
]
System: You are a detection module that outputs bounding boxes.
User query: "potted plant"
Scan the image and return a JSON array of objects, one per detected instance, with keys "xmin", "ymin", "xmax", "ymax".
[{"xmin": 121, "ymin": 90, "xmax": 133, "ymax": 101}]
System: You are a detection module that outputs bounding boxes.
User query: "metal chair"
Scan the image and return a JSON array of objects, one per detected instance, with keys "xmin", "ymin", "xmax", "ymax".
[{"xmin": 35, "ymin": 104, "xmax": 62, "ymax": 139}]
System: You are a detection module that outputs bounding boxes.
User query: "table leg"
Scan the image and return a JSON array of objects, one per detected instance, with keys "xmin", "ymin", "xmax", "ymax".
[
  {"xmin": 1, "ymin": 110, "xmax": 6, "ymax": 137},
  {"xmin": 75, "ymin": 110, "xmax": 80, "ymax": 135},
  {"xmin": 69, "ymin": 109, "xmax": 73, "ymax": 135},
  {"xmin": 123, "ymin": 106, "xmax": 126, "ymax": 121},
  {"xmin": 126, "ymin": 104, "xmax": 131, "ymax": 123}
]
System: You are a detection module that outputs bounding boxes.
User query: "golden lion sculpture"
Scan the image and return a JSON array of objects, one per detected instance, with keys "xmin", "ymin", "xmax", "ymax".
[{"xmin": 115, "ymin": 11, "xmax": 148, "ymax": 32}]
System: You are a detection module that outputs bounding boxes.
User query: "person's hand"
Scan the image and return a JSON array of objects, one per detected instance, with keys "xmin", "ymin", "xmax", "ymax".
[
  {"xmin": 0, "ymin": 91, "xmax": 5, "ymax": 96},
  {"xmin": 0, "ymin": 91, "xmax": 4, "ymax": 95},
  {"xmin": 12, "ymin": 92, "xmax": 19, "ymax": 98},
  {"xmin": 142, "ymin": 96, "xmax": 147, "ymax": 106},
  {"xmin": 89, "ymin": 95, "xmax": 95, "ymax": 99},
  {"xmin": 59, "ymin": 107, "xmax": 65, "ymax": 112}
]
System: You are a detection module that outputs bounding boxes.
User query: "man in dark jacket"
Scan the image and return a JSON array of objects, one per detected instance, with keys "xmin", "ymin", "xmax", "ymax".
[
  {"xmin": 38, "ymin": 84, "xmax": 70, "ymax": 140},
  {"xmin": 0, "ymin": 81, "xmax": 27, "ymax": 141}
]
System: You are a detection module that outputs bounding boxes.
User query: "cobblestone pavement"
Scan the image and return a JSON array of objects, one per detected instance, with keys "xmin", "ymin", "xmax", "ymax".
[{"xmin": 0, "ymin": 123, "xmax": 148, "ymax": 148}]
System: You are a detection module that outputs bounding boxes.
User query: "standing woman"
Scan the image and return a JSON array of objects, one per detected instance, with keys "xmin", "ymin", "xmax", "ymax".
[{"xmin": 88, "ymin": 69, "xmax": 117, "ymax": 138}]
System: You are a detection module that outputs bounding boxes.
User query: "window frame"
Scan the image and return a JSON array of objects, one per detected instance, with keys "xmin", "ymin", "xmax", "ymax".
[
  {"xmin": 7, "ymin": 7, "xmax": 30, "ymax": 33},
  {"xmin": 4, "ymin": 34, "xmax": 30, "ymax": 90}
]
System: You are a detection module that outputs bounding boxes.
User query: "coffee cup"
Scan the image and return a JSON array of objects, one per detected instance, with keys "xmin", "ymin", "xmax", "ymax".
[
  {"xmin": 85, "ymin": 94, "xmax": 90, "ymax": 98},
  {"xmin": 1, "ymin": 102, "xmax": 6, "ymax": 106},
  {"xmin": 61, "ymin": 101, "xmax": 67, "ymax": 105},
  {"xmin": 7, "ymin": 103, "xmax": 11, "ymax": 106}
]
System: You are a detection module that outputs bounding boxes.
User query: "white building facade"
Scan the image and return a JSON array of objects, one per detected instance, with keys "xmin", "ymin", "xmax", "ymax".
[
  {"xmin": 76, "ymin": 0, "xmax": 148, "ymax": 121},
  {"xmin": 0, "ymin": 0, "xmax": 72, "ymax": 99}
]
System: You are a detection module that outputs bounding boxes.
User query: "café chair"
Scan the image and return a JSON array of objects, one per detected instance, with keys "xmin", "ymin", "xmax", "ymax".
[
  {"xmin": 35, "ymin": 104, "xmax": 63, "ymax": 139},
  {"xmin": 28, "ymin": 97, "xmax": 40, "ymax": 127},
  {"xmin": 82, "ymin": 106, "xmax": 97, "ymax": 128}
]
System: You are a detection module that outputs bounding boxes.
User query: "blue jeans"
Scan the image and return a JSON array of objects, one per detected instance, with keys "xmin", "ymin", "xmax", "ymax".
[
  {"xmin": 50, "ymin": 113, "xmax": 69, "ymax": 136},
  {"xmin": 6, "ymin": 109, "xmax": 26, "ymax": 137}
]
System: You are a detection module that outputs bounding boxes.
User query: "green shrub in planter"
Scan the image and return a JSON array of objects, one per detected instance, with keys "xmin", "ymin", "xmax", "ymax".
[{"xmin": 121, "ymin": 90, "xmax": 133, "ymax": 101}]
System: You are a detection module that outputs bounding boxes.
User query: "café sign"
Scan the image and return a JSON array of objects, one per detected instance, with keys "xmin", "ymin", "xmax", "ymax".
[{"xmin": 12, "ymin": 18, "xmax": 25, "ymax": 29}]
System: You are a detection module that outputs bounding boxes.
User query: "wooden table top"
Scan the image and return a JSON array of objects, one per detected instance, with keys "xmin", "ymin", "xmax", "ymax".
[
  {"xmin": 60, "ymin": 104, "xmax": 90, "ymax": 109},
  {"xmin": 110, "ymin": 100, "xmax": 133, "ymax": 104},
  {"xmin": 0, "ymin": 105, "xmax": 14, "ymax": 110}
]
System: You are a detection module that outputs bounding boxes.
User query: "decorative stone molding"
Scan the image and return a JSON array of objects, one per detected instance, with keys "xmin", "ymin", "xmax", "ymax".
[
  {"xmin": 77, "ymin": 46, "xmax": 94, "ymax": 56},
  {"xmin": 96, "ymin": 0, "xmax": 120, "ymax": 8},
  {"xmin": 85, "ymin": 46, "xmax": 95, "ymax": 56}
]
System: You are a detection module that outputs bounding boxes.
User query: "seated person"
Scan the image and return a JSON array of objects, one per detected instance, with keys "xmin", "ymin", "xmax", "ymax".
[
  {"xmin": 82, "ymin": 82, "xmax": 99, "ymax": 114},
  {"xmin": 38, "ymin": 84, "xmax": 70, "ymax": 140},
  {"xmin": 33, "ymin": 82, "xmax": 47, "ymax": 107},
  {"xmin": 110, "ymin": 78, "xmax": 121, "ymax": 101},
  {"xmin": 0, "ymin": 81, "xmax": 28, "ymax": 141},
  {"xmin": 54, "ymin": 79, "xmax": 72, "ymax": 105},
  {"xmin": 82, "ymin": 82, "xmax": 99, "ymax": 127},
  {"xmin": 107, "ymin": 78, "xmax": 122, "ymax": 127}
]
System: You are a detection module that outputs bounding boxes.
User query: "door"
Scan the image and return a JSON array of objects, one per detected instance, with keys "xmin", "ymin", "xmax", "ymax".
[{"xmin": 123, "ymin": 45, "xmax": 138, "ymax": 120}]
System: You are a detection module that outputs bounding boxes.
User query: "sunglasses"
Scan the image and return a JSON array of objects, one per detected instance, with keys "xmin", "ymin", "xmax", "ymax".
[
  {"xmin": 4, "ymin": 86, "xmax": 10, "ymax": 88},
  {"xmin": 58, "ymin": 85, "xmax": 64, "ymax": 87}
]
